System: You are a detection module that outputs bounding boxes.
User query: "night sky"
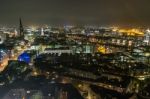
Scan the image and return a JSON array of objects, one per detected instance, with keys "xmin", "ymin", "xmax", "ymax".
[{"xmin": 0, "ymin": 0, "xmax": 150, "ymax": 27}]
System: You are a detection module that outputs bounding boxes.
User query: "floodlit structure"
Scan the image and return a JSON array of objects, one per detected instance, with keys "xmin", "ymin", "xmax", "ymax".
[{"xmin": 143, "ymin": 29, "xmax": 150, "ymax": 45}]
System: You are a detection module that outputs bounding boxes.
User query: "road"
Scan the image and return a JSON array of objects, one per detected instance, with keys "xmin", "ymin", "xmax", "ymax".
[{"xmin": 0, "ymin": 47, "xmax": 27, "ymax": 72}]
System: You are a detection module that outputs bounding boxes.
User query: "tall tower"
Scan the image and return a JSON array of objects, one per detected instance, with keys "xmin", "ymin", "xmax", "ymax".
[
  {"xmin": 19, "ymin": 18, "xmax": 24, "ymax": 38},
  {"xmin": 41, "ymin": 28, "xmax": 44, "ymax": 36},
  {"xmin": 14, "ymin": 29, "xmax": 18, "ymax": 37}
]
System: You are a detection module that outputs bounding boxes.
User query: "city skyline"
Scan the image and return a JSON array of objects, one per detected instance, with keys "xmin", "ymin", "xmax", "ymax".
[
  {"xmin": 0, "ymin": 0, "xmax": 150, "ymax": 27},
  {"xmin": 1, "ymin": 1, "xmax": 150, "ymax": 99}
]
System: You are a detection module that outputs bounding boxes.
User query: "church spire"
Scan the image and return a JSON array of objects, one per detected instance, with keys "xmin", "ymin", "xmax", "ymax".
[{"xmin": 19, "ymin": 18, "xmax": 24, "ymax": 37}]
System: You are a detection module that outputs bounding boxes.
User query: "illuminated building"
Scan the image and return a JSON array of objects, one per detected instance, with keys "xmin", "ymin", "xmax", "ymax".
[
  {"xmin": 41, "ymin": 28, "xmax": 44, "ymax": 36},
  {"xmin": 118, "ymin": 29, "xmax": 144, "ymax": 36},
  {"xmin": 18, "ymin": 52, "xmax": 31, "ymax": 64},
  {"xmin": 43, "ymin": 47, "xmax": 72, "ymax": 55},
  {"xmin": 143, "ymin": 29, "xmax": 150, "ymax": 45}
]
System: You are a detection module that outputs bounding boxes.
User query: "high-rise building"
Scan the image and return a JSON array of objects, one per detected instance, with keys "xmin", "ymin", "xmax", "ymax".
[
  {"xmin": 144, "ymin": 29, "xmax": 150, "ymax": 45},
  {"xmin": 41, "ymin": 28, "xmax": 44, "ymax": 36}
]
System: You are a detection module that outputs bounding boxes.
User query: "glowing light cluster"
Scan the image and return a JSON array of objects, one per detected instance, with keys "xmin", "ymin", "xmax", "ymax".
[
  {"xmin": 97, "ymin": 46, "xmax": 106, "ymax": 54},
  {"xmin": 118, "ymin": 29, "xmax": 144, "ymax": 36}
]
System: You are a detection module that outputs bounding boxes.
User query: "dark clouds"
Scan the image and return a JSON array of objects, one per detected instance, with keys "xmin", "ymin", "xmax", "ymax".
[{"xmin": 0, "ymin": 0, "xmax": 150, "ymax": 27}]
